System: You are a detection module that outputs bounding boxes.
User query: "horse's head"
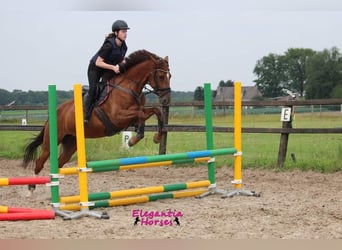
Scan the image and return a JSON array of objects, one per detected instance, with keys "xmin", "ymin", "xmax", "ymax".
[
  {"xmin": 147, "ymin": 55, "xmax": 171, "ymax": 106},
  {"xmin": 118, "ymin": 50, "xmax": 171, "ymax": 105}
]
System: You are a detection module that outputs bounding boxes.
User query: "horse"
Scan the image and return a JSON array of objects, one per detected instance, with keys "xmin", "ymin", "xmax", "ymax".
[{"xmin": 23, "ymin": 49, "xmax": 171, "ymax": 187}]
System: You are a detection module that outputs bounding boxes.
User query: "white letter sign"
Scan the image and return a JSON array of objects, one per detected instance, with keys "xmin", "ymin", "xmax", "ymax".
[{"xmin": 280, "ymin": 107, "xmax": 292, "ymax": 122}]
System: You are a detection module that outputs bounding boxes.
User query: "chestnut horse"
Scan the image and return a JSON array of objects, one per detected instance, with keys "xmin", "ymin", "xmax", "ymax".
[{"xmin": 23, "ymin": 49, "xmax": 171, "ymax": 179}]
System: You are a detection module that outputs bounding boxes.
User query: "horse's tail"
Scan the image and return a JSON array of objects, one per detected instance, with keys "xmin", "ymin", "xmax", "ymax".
[{"xmin": 23, "ymin": 128, "xmax": 45, "ymax": 167}]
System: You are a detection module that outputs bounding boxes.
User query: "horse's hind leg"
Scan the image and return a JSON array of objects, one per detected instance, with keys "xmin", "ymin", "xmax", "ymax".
[
  {"xmin": 28, "ymin": 137, "xmax": 51, "ymax": 193},
  {"xmin": 28, "ymin": 135, "xmax": 76, "ymax": 194},
  {"xmin": 27, "ymin": 146, "xmax": 50, "ymax": 193},
  {"xmin": 34, "ymin": 146, "xmax": 50, "ymax": 175},
  {"xmin": 58, "ymin": 135, "xmax": 77, "ymax": 167},
  {"xmin": 33, "ymin": 132, "xmax": 75, "ymax": 174}
]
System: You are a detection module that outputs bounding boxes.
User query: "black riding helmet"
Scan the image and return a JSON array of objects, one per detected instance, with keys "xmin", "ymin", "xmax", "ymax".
[{"xmin": 112, "ymin": 20, "xmax": 130, "ymax": 32}]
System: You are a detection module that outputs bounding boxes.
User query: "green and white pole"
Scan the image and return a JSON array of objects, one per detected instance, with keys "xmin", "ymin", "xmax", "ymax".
[
  {"xmin": 48, "ymin": 85, "xmax": 59, "ymax": 206},
  {"xmin": 204, "ymin": 83, "xmax": 216, "ymax": 184},
  {"xmin": 48, "ymin": 85, "xmax": 66, "ymax": 217},
  {"xmin": 199, "ymin": 83, "xmax": 229, "ymax": 197}
]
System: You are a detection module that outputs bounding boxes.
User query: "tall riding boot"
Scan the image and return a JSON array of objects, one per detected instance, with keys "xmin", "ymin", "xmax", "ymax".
[
  {"xmin": 84, "ymin": 89, "xmax": 96, "ymax": 124},
  {"xmin": 83, "ymin": 97, "xmax": 92, "ymax": 124}
]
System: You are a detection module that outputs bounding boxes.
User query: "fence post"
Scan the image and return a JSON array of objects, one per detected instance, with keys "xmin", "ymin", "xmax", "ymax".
[
  {"xmin": 277, "ymin": 105, "xmax": 293, "ymax": 166},
  {"xmin": 159, "ymin": 105, "xmax": 169, "ymax": 155}
]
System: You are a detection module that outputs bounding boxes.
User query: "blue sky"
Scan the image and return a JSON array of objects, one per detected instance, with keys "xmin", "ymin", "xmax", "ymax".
[{"xmin": 1, "ymin": 0, "xmax": 342, "ymax": 91}]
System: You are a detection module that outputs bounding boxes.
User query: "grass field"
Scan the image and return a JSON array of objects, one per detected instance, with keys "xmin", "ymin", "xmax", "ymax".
[{"xmin": 0, "ymin": 113, "xmax": 341, "ymax": 172}]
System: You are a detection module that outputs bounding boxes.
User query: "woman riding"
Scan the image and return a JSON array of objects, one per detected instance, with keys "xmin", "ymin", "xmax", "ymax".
[{"xmin": 84, "ymin": 20, "xmax": 130, "ymax": 124}]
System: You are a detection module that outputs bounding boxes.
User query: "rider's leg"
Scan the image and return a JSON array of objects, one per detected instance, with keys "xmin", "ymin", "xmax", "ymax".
[
  {"xmin": 83, "ymin": 87, "xmax": 96, "ymax": 123},
  {"xmin": 84, "ymin": 63, "xmax": 101, "ymax": 124}
]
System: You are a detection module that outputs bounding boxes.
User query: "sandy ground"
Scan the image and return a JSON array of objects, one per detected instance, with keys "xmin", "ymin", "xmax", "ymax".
[{"xmin": 0, "ymin": 158, "xmax": 341, "ymax": 239}]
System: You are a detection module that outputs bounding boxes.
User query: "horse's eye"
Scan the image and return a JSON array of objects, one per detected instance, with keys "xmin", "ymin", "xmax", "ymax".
[{"xmin": 158, "ymin": 75, "xmax": 165, "ymax": 81}]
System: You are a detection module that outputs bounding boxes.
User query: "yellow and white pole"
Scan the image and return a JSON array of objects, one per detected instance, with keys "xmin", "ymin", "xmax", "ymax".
[
  {"xmin": 233, "ymin": 81, "xmax": 242, "ymax": 189},
  {"xmin": 73, "ymin": 84, "xmax": 90, "ymax": 210}
]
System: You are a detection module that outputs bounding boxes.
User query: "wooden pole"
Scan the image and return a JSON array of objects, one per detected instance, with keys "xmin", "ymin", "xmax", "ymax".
[
  {"xmin": 159, "ymin": 105, "xmax": 169, "ymax": 155},
  {"xmin": 277, "ymin": 105, "xmax": 293, "ymax": 166}
]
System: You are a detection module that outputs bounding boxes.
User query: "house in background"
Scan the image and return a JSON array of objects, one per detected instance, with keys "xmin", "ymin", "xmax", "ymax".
[{"xmin": 214, "ymin": 86, "xmax": 262, "ymax": 102}]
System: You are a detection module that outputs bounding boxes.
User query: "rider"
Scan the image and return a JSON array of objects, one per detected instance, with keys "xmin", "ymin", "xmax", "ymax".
[{"xmin": 84, "ymin": 20, "xmax": 130, "ymax": 124}]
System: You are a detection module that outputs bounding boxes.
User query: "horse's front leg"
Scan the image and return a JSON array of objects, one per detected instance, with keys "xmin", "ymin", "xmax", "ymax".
[
  {"xmin": 115, "ymin": 109, "xmax": 145, "ymax": 147},
  {"xmin": 141, "ymin": 107, "xmax": 167, "ymax": 144},
  {"xmin": 129, "ymin": 122, "xmax": 145, "ymax": 147}
]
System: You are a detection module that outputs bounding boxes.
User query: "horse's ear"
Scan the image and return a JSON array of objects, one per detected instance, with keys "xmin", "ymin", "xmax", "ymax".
[{"xmin": 164, "ymin": 56, "xmax": 169, "ymax": 62}]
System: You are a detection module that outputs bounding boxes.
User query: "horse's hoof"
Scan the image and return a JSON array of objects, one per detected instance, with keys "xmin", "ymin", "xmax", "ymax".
[
  {"xmin": 101, "ymin": 213, "xmax": 110, "ymax": 219},
  {"xmin": 26, "ymin": 184, "xmax": 36, "ymax": 197},
  {"xmin": 153, "ymin": 134, "xmax": 161, "ymax": 144},
  {"xmin": 128, "ymin": 138, "xmax": 136, "ymax": 147}
]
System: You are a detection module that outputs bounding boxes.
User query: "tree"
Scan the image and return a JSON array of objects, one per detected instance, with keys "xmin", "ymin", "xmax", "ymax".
[
  {"xmin": 0, "ymin": 89, "xmax": 12, "ymax": 105},
  {"xmin": 331, "ymin": 84, "xmax": 342, "ymax": 98},
  {"xmin": 218, "ymin": 80, "xmax": 226, "ymax": 87},
  {"xmin": 305, "ymin": 47, "xmax": 342, "ymax": 99},
  {"xmin": 253, "ymin": 53, "xmax": 288, "ymax": 97},
  {"xmin": 283, "ymin": 48, "xmax": 315, "ymax": 96},
  {"xmin": 194, "ymin": 86, "xmax": 204, "ymax": 101},
  {"xmin": 218, "ymin": 80, "xmax": 234, "ymax": 87}
]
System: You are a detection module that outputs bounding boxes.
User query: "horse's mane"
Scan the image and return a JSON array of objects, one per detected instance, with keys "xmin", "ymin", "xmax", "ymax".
[{"xmin": 123, "ymin": 50, "xmax": 160, "ymax": 70}]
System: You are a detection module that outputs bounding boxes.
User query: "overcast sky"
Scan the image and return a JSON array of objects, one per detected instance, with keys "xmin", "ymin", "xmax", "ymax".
[{"xmin": 1, "ymin": 0, "xmax": 342, "ymax": 92}]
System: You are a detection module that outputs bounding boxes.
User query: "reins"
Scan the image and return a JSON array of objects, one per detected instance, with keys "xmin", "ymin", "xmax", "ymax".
[{"xmin": 108, "ymin": 66, "xmax": 171, "ymax": 105}]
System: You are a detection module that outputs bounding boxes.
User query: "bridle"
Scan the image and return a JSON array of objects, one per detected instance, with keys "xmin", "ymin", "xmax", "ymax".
[
  {"xmin": 109, "ymin": 59, "xmax": 171, "ymax": 104},
  {"xmin": 144, "ymin": 68, "xmax": 171, "ymax": 98}
]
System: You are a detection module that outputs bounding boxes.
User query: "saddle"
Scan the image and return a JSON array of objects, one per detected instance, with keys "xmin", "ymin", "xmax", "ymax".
[
  {"xmin": 82, "ymin": 82, "xmax": 110, "ymax": 107},
  {"xmin": 82, "ymin": 82, "xmax": 122, "ymax": 136}
]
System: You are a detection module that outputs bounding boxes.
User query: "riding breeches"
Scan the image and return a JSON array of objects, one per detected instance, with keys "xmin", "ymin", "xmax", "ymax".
[{"xmin": 87, "ymin": 62, "xmax": 103, "ymax": 102}]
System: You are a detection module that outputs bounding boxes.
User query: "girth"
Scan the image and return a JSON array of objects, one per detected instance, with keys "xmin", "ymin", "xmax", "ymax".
[
  {"xmin": 94, "ymin": 107, "xmax": 123, "ymax": 136},
  {"xmin": 92, "ymin": 82, "xmax": 143, "ymax": 136}
]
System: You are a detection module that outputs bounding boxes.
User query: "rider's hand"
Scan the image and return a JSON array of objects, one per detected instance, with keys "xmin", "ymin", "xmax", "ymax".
[{"xmin": 113, "ymin": 65, "xmax": 120, "ymax": 74}]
